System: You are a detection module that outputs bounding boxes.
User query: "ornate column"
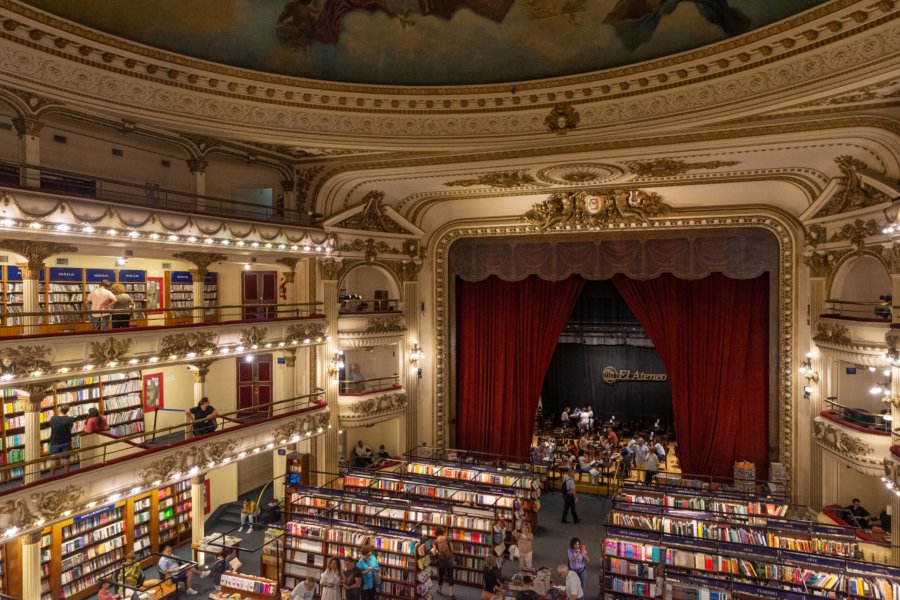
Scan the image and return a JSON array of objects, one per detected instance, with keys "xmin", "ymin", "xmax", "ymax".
[
  {"xmin": 187, "ymin": 158, "xmax": 209, "ymax": 213},
  {"xmin": 173, "ymin": 252, "xmax": 227, "ymax": 324},
  {"xmin": 280, "ymin": 178, "xmax": 297, "ymax": 220},
  {"xmin": 190, "ymin": 361, "xmax": 213, "ymax": 404},
  {"xmin": 0, "ymin": 241, "xmax": 77, "ymax": 335},
  {"xmin": 804, "ymin": 252, "xmax": 832, "ymax": 509},
  {"xmin": 13, "ymin": 116, "xmax": 43, "ymax": 188},
  {"xmin": 316, "ymin": 258, "xmax": 341, "ymax": 485},
  {"xmin": 191, "ymin": 474, "xmax": 207, "ymax": 564},
  {"xmin": 21, "ymin": 530, "xmax": 42, "ymax": 600},
  {"xmin": 21, "ymin": 386, "xmax": 46, "ymax": 485},
  {"xmin": 400, "ymin": 262, "xmax": 423, "ymax": 453}
]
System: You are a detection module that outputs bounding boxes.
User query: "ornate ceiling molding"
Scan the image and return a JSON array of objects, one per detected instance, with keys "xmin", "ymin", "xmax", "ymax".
[
  {"xmin": 524, "ymin": 189, "xmax": 673, "ymax": 231},
  {"xmin": 0, "ymin": 1, "xmax": 895, "ymax": 143},
  {"xmin": 0, "ymin": 485, "xmax": 84, "ymax": 533}
]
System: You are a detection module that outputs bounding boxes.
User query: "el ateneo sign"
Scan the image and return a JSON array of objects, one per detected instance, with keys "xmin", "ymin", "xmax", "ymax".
[{"xmin": 602, "ymin": 366, "xmax": 668, "ymax": 385}]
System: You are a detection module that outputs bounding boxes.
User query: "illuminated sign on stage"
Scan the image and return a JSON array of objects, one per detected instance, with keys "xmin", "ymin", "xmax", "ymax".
[{"xmin": 602, "ymin": 366, "xmax": 668, "ymax": 385}]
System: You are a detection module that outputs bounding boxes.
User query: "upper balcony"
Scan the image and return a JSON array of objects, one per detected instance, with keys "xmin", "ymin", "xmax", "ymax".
[
  {"xmin": 0, "ymin": 391, "xmax": 330, "ymax": 538},
  {"xmin": 814, "ymin": 410, "xmax": 891, "ymax": 476},
  {"xmin": 0, "ymin": 159, "xmax": 322, "ymax": 227}
]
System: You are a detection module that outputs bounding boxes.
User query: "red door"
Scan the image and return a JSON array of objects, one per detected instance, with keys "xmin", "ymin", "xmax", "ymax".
[
  {"xmin": 242, "ymin": 271, "xmax": 278, "ymax": 319},
  {"xmin": 237, "ymin": 354, "xmax": 273, "ymax": 419}
]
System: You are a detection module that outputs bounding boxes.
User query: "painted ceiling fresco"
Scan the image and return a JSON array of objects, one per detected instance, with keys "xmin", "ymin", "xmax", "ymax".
[{"xmin": 22, "ymin": 0, "xmax": 830, "ymax": 86}]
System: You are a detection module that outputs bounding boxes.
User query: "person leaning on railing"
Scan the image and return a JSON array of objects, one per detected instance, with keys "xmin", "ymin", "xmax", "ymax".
[
  {"xmin": 110, "ymin": 283, "xmax": 135, "ymax": 329},
  {"xmin": 185, "ymin": 397, "xmax": 219, "ymax": 436}
]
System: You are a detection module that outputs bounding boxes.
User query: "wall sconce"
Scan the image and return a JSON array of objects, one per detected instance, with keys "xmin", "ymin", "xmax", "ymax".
[
  {"xmin": 409, "ymin": 342, "xmax": 424, "ymax": 366},
  {"xmin": 328, "ymin": 351, "xmax": 345, "ymax": 383},
  {"xmin": 799, "ymin": 353, "xmax": 818, "ymax": 399},
  {"xmin": 871, "ymin": 380, "xmax": 891, "ymax": 396}
]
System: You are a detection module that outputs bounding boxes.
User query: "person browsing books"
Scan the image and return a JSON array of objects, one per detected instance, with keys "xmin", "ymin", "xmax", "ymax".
[
  {"xmin": 319, "ymin": 557, "xmax": 343, "ymax": 600},
  {"xmin": 432, "ymin": 526, "xmax": 456, "ymax": 597},
  {"xmin": 290, "ymin": 577, "xmax": 317, "ymax": 600},
  {"xmin": 557, "ymin": 565, "xmax": 583, "ymax": 600},
  {"xmin": 48, "ymin": 405, "xmax": 75, "ymax": 476},
  {"xmin": 343, "ymin": 557, "xmax": 363, "ymax": 600},
  {"xmin": 357, "ymin": 544, "xmax": 380, "ymax": 600}
]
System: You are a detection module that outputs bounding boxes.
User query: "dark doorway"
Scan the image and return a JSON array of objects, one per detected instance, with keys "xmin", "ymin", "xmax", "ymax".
[{"xmin": 242, "ymin": 270, "xmax": 277, "ymax": 319}]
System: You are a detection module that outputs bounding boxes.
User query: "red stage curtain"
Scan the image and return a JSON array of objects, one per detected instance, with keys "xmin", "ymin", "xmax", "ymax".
[
  {"xmin": 613, "ymin": 273, "xmax": 769, "ymax": 480},
  {"xmin": 456, "ymin": 275, "xmax": 584, "ymax": 459}
]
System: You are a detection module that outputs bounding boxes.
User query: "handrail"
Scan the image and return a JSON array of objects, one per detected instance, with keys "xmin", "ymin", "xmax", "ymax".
[
  {"xmin": 338, "ymin": 297, "xmax": 401, "ymax": 313},
  {"xmin": 824, "ymin": 297, "xmax": 891, "ymax": 321},
  {"xmin": 0, "ymin": 158, "xmax": 323, "ymax": 227},
  {"xmin": 822, "ymin": 398, "xmax": 891, "ymax": 433},
  {"xmin": 2, "ymin": 301, "xmax": 322, "ymax": 319},
  {"xmin": 0, "ymin": 389, "xmax": 325, "ymax": 489},
  {"xmin": 339, "ymin": 375, "xmax": 400, "ymax": 394}
]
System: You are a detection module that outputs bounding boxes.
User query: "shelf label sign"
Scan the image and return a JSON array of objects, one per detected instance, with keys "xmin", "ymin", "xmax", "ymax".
[
  {"xmin": 119, "ymin": 270, "xmax": 146, "ymax": 282},
  {"xmin": 171, "ymin": 271, "xmax": 193, "ymax": 283},
  {"xmin": 86, "ymin": 268, "xmax": 116, "ymax": 283},
  {"xmin": 49, "ymin": 267, "xmax": 84, "ymax": 282},
  {"xmin": 73, "ymin": 504, "xmax": 115, "ymax": 523},
  {"xmin": 6, "ymin": 266, "xmax": 21, "ymax": 281}
]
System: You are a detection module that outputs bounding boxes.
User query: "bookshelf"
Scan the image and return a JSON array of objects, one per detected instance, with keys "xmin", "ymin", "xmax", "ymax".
[
  {"xmin": 157, "ymin": 484, "xmax": 177, "ymax": 547},
  {"xmin": 101, "ymin": 371, "xmax": 144, "ymax": 440},
  {"xmin": 174, "ymin": 479, "xmax": 193, "ymax": 542},
  {"xmin": 43, "ymin": 267, "xmax": 84, "ymax": 326},
  {"xmin": 58, "ymin": 502, "xmax": 128, "ymax": 598},
  {"xmin": 286, "ymin": 452, "xmax": 311, "ymax": 489},
  {"xmin": 616, "ymin": 484, "xmax": 789, "ymax": 523},
  {"xmin": 284, "ymin": 516, "xmax": 427, "ymax": 599},
  {"xmin": 117, "ymin": 269, "xmax": 148, "ymax": 324},
  {"xmin": 165, "ymin": 270, "xmax": 193, "ymax": 324},
  {"xmin": 131, "ymin": 493, "xmax": 153, "ymax": 560},
  {"xmin": 601, "ymin": 490, "xmax": 900, "ymax": 600},
  {"xmin": 1, "ymin": 265, "xmax": 23, "ymax": 330},
  {"xmin": 204, "ymin": 271, "xmax": 218, "ymax": 322},
  {"xmin": 261, "ymin": 527, "xmax": 285, "ymax": 581},
  {"xmin": 40, "ymin": 527, "xmax": 51, "ymax": 600}
]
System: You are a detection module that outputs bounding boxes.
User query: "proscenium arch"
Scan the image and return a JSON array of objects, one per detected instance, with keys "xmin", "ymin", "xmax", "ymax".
[{"xmin": 431, "ymin": 213, "xmax": 799, "ymax": 497}]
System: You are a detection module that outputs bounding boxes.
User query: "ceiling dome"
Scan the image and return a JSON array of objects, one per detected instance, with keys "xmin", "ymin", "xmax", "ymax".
[{"xmin": 21, "ymin": 0, "xmax": 829, "ymax": 86}]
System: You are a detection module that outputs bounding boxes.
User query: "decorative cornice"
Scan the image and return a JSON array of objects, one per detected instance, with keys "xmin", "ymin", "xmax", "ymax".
[
  {"xmin": 0, "ymin": 485, "xmax": 84, "ymax": 532},
  {"xmin": 0, "ymin": 239, "xmax": 77, "ymax": 271},
  {"xmin": 189, "ymin": 359, "xmax": 215, "ymax": 384},
  {"xmin": 159, "ymin": 331, "xmax": 218, "ymax": 357},
  {"xmin": 827, "ymin": 219, "xmax": 881, "ymax": 255},
  {"xmin": 339, "ymin": 392, "xmax": 407, "ymax": 428},
  {"xmin": 172, "ymin": 251, "xmax": 228, "ymax": 276},
  {"xmin": 138, "ymin": 439, "xmax": 239, "ymax": 483},
  {"xmin": 545, "ymin": 104, "xmax": 580, "ymax": 135},
  {"xmin": 365, "ymin": 316, "xmax": 406, "ymax": 333},
  {"xmin": 444, "ymin": 171, "xmax": 536, "ymax": 188},
  {"xmin": 524, "ymin": 189, "xmax": 673, "ymax": 231},
  {"xmin": 272, "ymin": 409, "xmax": 331, "ymax": 441},
  {"xmin": 87, "ymin": 337, "xmax": 134, "ymax": 365}
]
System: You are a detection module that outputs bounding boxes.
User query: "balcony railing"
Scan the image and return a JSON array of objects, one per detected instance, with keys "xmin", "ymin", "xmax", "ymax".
[
  {"xmin": 338, "ymin": 297, "xmax": 401, "ymax": 314},
  {"xmin": 339, "ymin": 375, "xmax": 400, "ymax": 395},
  {"xmin": 0, "ymin": 158, "xmax": 323, "ymax": 226},
  {"xmin": 0, "ymin": 390, "xmax": 324, "ymax": 492},
  {"xmin": 823, "ymin": 298, "xmax": 891, "ymax": 322},
  {"xmin": 0, "ymin": 301, "xmax": 323, "ymax": 337},
  {"xmin": 823, "ymin": 398, "xmax": 891, "ymax": 434}
]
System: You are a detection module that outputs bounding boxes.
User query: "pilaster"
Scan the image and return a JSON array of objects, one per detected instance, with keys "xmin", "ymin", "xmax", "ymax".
[
  {"xmin": 402, "ymin": 280, "xmax": 420, "ymax": 452},
  {"xmin": 13, "ymin": 117, "xmax": 42, "ymax": 188},
  {"xmin": 191, "ymin": 474, "xmax": 206, "ymax": 564},
  {"xmin": 21, "ymin": 388, "xmax": 44, "ymax": 484},
  {"xmin": 317, "ymin": 276, "xmax": 339, "ymax": 485},
  {"xmin": 21, "ymin": 531, "xmax": 41, "ymax": 600}
]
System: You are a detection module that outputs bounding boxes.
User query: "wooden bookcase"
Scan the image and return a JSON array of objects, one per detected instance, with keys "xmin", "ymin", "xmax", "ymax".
[
  {"xmin": 164, "ymin": 270, "xmax": 193, "ymax": 325},
  {"xmin": 117, "ymin": 269, "xmax": 148, "ymax": 326},
  {"xmin": 283, "ymin": 516, "xmax": 427, "ymax": 599},
  {"xmin": 0, "ymin": 265, "xmax": 23, "ymax": 334},
  {"xmin": 203, "ymin": 271, "xmax": 219, "ymax": 322}
]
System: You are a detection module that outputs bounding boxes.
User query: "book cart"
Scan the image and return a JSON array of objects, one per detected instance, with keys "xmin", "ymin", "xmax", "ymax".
[
  {"xmin": 283, "ymin": 513, "xmax": 430, "ymax": 600},
  {"xmin": 602, "ymin": 487, "xmax": 900, "ymax": 599},
  {"xmin": 343, "ymin": 468, "xmax": 515, "ymax": 587}
]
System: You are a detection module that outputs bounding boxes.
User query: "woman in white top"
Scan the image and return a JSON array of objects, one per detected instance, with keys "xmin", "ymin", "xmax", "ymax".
[{"xmin": 320, "ymin": 557, "xmax": 343, "ymax": 600}]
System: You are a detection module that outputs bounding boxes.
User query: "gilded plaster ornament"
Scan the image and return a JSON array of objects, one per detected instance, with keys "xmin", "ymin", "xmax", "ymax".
[
  {"xmin": 804, "ymin": 224, "xmax": 827, "ymax": 248},
  {"xmin": 813, "ymin": 420, "xmax": 874, "ymax": 459},
  {"xmin": 624, "ymin": 158, "xmax": 740, "ymax": 177},
  {"xmin": 159, "ymin": 331, "xmax": 218, "ymax": 357},
  {"xmin": 286, "ymin": 321, "xmax": 329, "ymax": 341},
  {"xmin": 444, "ymin": 171, "xmax": 535, "ymax": 188},
  {"xmin": 545, "ymin": 104, "xmax": 579, "ymax": 135},
  {"xmin": 803, "ymin": 252, "xmax": 833, "ymax": 278},
  {"xmin": 0, "ymin": 485, "xmax": 84, "ymax": 531},
  {"xmin": 0, "ymin": 240, "xmax": 78, "ymax": 271},
  {"xmin": 524, "ymin": 189, "xmax": 672, "ymax": 231},
  {"xmin": 812, "ymin": 322, "xmax": 852, "ymax": 346},
  {"xmin": 318, "ymin": 258, "xmax": 344, "ymax": 280},
  {"xmin": 272, "ymin": 410, "xmax": 331, "ymax": 441},
  {"xmin": 827, "ymin": 218, "xmax": 880, "ymax": 255},
  {"xmin": 349, "ymin": 392, "xmax": 408, "ymax": 416},
  {"xmin": 816, "ymin": 156, "xmax": 888, "ymax": 217},
  {"xmin": 0, "ymin": 345, "xmax": 52, "ymax": 378},
  {"xmin": 339, "ymin": 191, "xmax": 405, "ymax": 233},
  {"xmin": 241, "ymin": 326, "xmax": 268, "ymax": 348},
  {"xmin": 87, "ymin": 337, "xmax": 134, "ymax": 365},
  {"xmin": 365, "ymin": 317, "xmax": 406, "ymax": 333}
]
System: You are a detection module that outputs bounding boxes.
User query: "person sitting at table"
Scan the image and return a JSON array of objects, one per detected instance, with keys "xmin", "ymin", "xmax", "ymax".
[
  {"xmin": 119, "ymin": 552, "xmax": 144, "ymax": 597},
  {"xmin": 353, "ymin": 440, "xmax": 373, "ymax": 467},
  {"xmin": 374, "ymin": 444, "xmax": 391, "ymax": 465},
  {"xmin": 212, "ymin": 550, "xmax": 232, "ymax": 593},
  {"xmin": 843, "ymin": 498, "xmax": 877, "ymax": 529},
  {"xmin": 98, "ymin": 581, "xmax": 120, "ymax": 600},
  {"xmin": 157, "ymin": 544, "xmax": 208, "ymax": 595}
]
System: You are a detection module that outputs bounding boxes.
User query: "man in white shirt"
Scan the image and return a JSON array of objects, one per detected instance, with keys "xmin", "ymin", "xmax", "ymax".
[
  {"xmin": 353, "ymin": 440, "xmax": 373, "ymax": 467},
  {"xmin": 87, "ymin": 279, "xmax": 117, "ymax": 330},
  {"xmin": 579, "ymin": 406, "xmax": 593, "ymax": 432},
  {"xmin": 557, "ymin": 565, "xmax": 583, "ymax": 600}
]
